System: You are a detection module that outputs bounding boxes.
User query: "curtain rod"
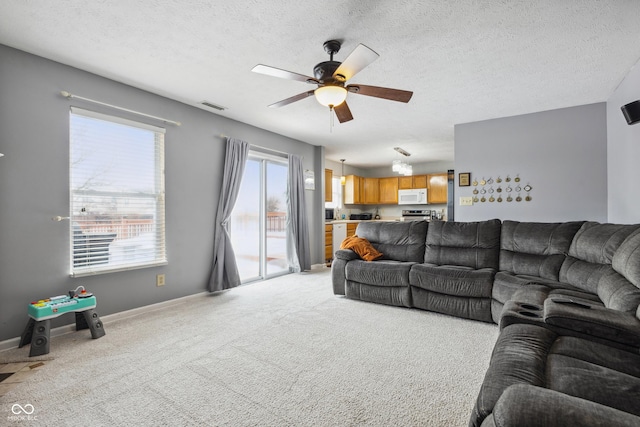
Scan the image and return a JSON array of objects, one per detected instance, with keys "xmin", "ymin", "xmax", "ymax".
[
  {"xmin": 61, "ymin": 91, "xmax": 182, "ymax": 126},
  {"xmin": 218, "ymin": 134, "xmax": 293, "ymax": 158}
]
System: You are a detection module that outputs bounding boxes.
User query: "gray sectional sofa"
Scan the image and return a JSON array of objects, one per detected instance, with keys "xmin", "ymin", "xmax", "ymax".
[{"xmin": 331, "ymin": 219, "xmax": 640, "ymax": 426}]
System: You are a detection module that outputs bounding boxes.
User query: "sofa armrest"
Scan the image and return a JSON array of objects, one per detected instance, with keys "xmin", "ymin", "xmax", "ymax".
[
  {"xmin": 543, "ymin": 298, "xmax": 640, "ymax": 347},
  {"xmin": 333, "ymin": 249, "xmax": 360, "ymax": 261},
  {"xmin": 483, "ymin": 384, "xmax": 640, "ymax": 427}
]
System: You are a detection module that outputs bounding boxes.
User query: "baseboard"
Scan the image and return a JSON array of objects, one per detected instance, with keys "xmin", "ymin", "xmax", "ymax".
[{"xmin": 0, "ymin": 291, "xmax": 209, "ymax": 352}]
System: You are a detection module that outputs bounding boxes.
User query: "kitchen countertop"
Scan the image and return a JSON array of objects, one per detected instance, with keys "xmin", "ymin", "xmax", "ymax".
[{"xmin": 325, "ymin": 218, "xmax": 401, "ymax": 224}]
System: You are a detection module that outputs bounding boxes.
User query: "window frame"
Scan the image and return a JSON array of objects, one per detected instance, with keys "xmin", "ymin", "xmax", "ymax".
[{"xmin": 69, "ymin": 107, "xmax": 167, "ymax": 277}]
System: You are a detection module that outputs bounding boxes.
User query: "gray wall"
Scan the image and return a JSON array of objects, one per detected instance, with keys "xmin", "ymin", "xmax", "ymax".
[
  {"xmin": 0, "ymin": 45, "xmax": 323, "ymax": 341},
  {"xmin": 607, "ymin": 62, "xmax": 640, "ymax": 224},
  {"xmin": 454, "ymin": 103, "xmax": 608, "ymax": 223}
]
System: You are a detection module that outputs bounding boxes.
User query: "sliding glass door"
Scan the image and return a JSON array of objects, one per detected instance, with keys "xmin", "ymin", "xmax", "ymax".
[{"xmin": 230, "ymin": 152, "xmax": 289, "ymax": 282}]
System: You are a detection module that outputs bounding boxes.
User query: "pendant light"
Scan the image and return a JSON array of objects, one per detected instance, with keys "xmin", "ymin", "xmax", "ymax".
[{"xmin": 340, "ymin": 159, "xmax": 346, "ymax": 185}]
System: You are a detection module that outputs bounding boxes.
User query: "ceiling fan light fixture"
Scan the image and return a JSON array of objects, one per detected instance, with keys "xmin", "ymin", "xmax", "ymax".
[{"xmin": 314, "ymin": 86, "xmax": 347, "ymax": 107}]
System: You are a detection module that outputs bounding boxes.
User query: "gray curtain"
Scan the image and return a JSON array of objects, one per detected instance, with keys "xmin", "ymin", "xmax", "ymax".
[
  {"xmin": 208, "ymin": 137, "xmax": 250, "ymax": 292},
  {"xmin": 286, "ymin": 154, "xmax": 311, "ymax": 272}
]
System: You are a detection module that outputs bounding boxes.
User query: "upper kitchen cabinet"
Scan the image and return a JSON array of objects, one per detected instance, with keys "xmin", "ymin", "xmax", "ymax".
[
  {"xmin": 399, "ymin": 175, "xmax": 427, "ymax": 189},
  {"xmin": 363, "ymin": 177, "xmax": 379, "ymax": 204},
  {"xmin": 378, "ymin": 177, "xmax": 399, "ymax": 204},
  {"xmin": 344, "ymin": 175, "xmax": 363, "ymax": 204},
  {"xmin": 427, "ymin": 173, "xmax": 448, "ymax": 204},
  {"xmin": 324, "ymin": 169, "xmax": 332, "ymax": 202}
]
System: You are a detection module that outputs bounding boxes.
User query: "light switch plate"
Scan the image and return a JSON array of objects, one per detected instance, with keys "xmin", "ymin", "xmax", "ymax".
[{"xmin": 459, "ymin": 197, "xmax": 473, "ymax": 206}]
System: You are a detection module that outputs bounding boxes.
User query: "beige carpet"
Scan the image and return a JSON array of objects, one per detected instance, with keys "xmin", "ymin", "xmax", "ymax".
[{"xmin": 0, "ymin": 268, "xmax": 499, "ymax": 426}]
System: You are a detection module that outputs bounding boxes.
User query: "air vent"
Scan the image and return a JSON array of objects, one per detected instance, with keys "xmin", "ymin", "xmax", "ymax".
[{"xmin": 201, "ymin": 101, "xmax": 227, "ymax": 111}]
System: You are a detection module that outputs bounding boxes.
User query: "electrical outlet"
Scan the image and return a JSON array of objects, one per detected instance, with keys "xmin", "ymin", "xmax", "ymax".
[
  {"xmin": 156, "ymin": 274, "xmax": 165, "ymax": 287},
  {"xmin": 459, "ymin": 197, "xmax": 474, "ymax": 206}
]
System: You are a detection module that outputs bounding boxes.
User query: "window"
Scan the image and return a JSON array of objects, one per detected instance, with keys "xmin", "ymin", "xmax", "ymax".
[
  {"xmin": 69, "ymin": 108, "xmax": 166, "ymax": 276},
  {"xmin": 325, "ymin": 177, "xmax": 343, "ymax": 209}
]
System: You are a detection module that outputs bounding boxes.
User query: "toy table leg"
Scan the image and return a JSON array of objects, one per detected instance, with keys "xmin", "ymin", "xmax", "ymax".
[
  {"xmin": 19, "ymin": 318, "xmax": 51, "ymax": 357},
  {"xmin": 75, "ymin": 309, "xmax": 106, "ymax": 339}
]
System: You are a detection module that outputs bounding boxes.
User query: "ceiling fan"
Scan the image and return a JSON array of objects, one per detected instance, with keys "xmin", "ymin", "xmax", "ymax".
[{"xmin": 251, "ymin": 40, "xmax": 413, "ymax": 123}]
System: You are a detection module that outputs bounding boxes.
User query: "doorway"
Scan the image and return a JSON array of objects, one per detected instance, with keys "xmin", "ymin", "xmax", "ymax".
[{"xmin": 230, "ymin": 151, "xmax": 289, "ymax": 282}]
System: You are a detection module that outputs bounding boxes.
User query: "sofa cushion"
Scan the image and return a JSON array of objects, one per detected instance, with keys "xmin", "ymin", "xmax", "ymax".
[
  {"xmin": 481, "ymin": 384, "xmax": 640, "ymax": 427},
  {"xmin": 424, "ymin": 219, "xmax": 501, "ymax": 269},
  {"xmin": 339, "ymin": 235, "xmax": 383, "ymax": 261},
  {"xmin": 560, "ymin": 222, "xmax": 640, "ymax": 310},
  {"xmin": 547, "ymin": 354, "xmax": 640, "ymax": 417},
  {"xmin": 345, "ymin": 259, "xmax": 414, "ymax": 287},
  {"xmin": 355, "ymin": 220, "xmax": 427, "ymax": 263},
  {"xmin": 499, "ymin": 221, "xmax": 583, "ymax": 281},
  {"xmin": 410, "ymin": 264, "xmax": 494, "ymax": 298},
  {"xmin": 470, "ymin": 324, "xmax": 640, "ymax": 427},
  {"xmin": 612, "ymin": 228, "xmax": 640, "ymax": 288},
  {"xmin": 492, "ymin": 272, "xmax": 582, "ymax": 305},
  {"xmin": 470, "ymin": 323, "xmax": 556, "ymax": 427},
  {"xmin": 567, "ymin": 222, "xmax": 640, "ymax": 265}
]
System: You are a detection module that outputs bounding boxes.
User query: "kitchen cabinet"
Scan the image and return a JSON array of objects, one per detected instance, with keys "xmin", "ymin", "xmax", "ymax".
[
  {"xmin": 399, "ymin": 175, "xmax": 427, "ymax": 190},
  {"xmin": 413, "ymin": 175, "xmax": 428, "ymax": 189},
  {"xmin": 378, "ymin": 177, "xmax": 399, "ymax": 204},
  {"xmin": 398, "ymin": 176, "xmax": 413, "ymax": 189},
  {"xmin": 324, "ymin": 169, "xmax": 332, "ymax": 202},
  {"xmin": 325, "ymin": 224, "xmax": 333, "ymax": 262},
  {"xmin": 342, "ymin": 171, "xmax": 448, "ymax": 205},
  {"xmin": 344, "ymin": 175, "xmax": 363, "ymax": 204},
  {"xmin": 363, "ymin": 178, "xmax": 379, "ymax": 204},
  {"xmin": 333, "ymin": 223, "xmax": 347, "ymax": 256},
  {"xmin": 347, "ymin": 223, "xmax": 358, "ymax": 236},
  {"xmin": 427, "ymin": 173, "xmax": 448, "ymax": 204}
]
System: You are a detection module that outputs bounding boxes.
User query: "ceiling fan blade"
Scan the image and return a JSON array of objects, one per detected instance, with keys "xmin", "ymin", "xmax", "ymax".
[
  {"xmin": 332, "ymin": 44, "xmax": 379, "ymax": 81},
  {"xmin": 347, "ymin": 84, "xmax": 413, "ymax": 103},
  {"xmin": 334, "ymin": 102, "xmax": 354, "ymax": 123},
  {"xmin": 268, "ymin": 90, "xmax": 315, "ymax": 108},
  {"xmin": 252, "ymin": 64, "xmax": 318, "ymax": 84}
]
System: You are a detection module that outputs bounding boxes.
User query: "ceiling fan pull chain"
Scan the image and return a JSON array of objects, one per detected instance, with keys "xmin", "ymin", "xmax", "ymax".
[{"xmin": 329, "ymin": 106, "xmax": 334, "ymax": 132}]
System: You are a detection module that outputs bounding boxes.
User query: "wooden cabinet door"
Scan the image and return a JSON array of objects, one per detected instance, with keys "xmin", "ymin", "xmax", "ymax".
[
  {"xmin": 347, "ymin": 223, "xmax": 357, "ymax": 236},
  {"xmin": 427, "ymin": 173, "xmax": 448, "ymax": 204},
  {"xmin": 324, "ymin": 169, "xmax": 333, "ymax": 202},
  {"xmin": 378, "ymin": 177, "xmax": 399, "ymax": 204},
  {"xmin": 344, "ymin": 175, "xmax": 362, "ymax": 204},
  {"xmin": 413, "ymin": 175, "xmax": 428, "ymax": 189},
  {"xmin": 363, "ymin": 178, "xmax": 379, "ymax": 204},
  {"xmin": 325, "ymin": 224, "xmax": 333, "ymax": 261},
  {"xmin": 398, "ymin": 176, "xmax": 413, "ymax": 189}
]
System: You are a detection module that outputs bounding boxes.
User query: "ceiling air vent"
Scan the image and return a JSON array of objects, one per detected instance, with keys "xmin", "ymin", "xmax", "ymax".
[{"xmin": 201, "ymin": 101, "xmax": 227, "ymax": 111}]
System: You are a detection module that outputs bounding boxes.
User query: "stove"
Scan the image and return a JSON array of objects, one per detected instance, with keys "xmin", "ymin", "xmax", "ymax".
[{"xmin": 401, "ymin": 209, "xmax": 436, "ymax": 221}]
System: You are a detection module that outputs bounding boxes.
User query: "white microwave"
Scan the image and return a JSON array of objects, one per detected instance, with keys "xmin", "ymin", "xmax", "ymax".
[{"xmin": 398, "ymin": 188, "xmax": 428, "ymax": 205}]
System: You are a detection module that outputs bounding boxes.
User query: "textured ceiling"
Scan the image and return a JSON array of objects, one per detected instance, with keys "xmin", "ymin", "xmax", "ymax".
[{"xmin": 2, "ymin": 1, "xmax": 640, "ymax": 167}]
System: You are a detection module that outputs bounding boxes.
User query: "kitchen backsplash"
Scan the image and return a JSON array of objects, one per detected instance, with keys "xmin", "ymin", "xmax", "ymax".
[{"xmin": 331, "ymin": 204, "xmax": 447, "ymax": 220}]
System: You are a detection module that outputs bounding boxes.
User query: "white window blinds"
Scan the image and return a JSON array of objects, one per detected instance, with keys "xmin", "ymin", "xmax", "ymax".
[{"xmin": 69, "ymin": 107, "xmax": 166, "ymax": 276}]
